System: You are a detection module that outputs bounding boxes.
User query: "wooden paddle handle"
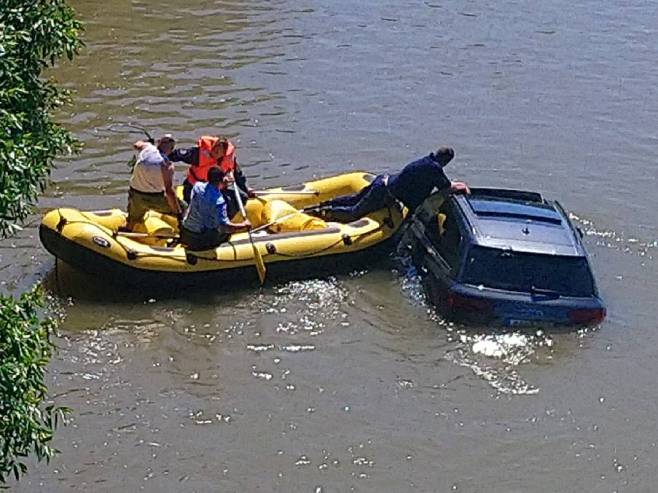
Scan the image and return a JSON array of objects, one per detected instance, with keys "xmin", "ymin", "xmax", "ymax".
[{"xmin": 254, "ymin": 190, "xmax": 319, "ymax": 196}]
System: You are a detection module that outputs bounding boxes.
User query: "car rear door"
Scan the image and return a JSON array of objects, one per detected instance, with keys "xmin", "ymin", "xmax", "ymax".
[{"xmin": 412, "ymin": 199, "xmax": 466, "ymax": 295}]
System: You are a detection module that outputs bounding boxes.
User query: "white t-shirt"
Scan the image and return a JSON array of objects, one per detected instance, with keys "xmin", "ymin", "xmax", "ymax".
[{"xmin": 129, "ymin": 143, "xmax": 166, "ymax": 193}]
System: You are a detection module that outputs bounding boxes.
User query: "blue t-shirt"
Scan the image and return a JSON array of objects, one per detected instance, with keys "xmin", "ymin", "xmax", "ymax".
[
  {"xmin": 387, "ymin": 153, "xmax": 451, "ymax": 211},
  {"xmin": 182, "ymin": 182, "xmax": 229, "ymax": 233}
]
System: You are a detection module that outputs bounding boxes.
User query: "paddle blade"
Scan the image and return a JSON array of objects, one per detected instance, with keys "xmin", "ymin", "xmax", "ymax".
[
  {"xmin": 251, "ymin": 240, "xmax": 267, "ymax": 285},
  {"xmin": 234, "ymin": 186, "xmax": 266, "ymax": 285}
]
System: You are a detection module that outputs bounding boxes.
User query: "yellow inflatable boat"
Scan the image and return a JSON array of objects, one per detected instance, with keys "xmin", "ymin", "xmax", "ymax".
[{"xmin": 39, "ymin": 172, "xmax": 406, "ymax": 286}]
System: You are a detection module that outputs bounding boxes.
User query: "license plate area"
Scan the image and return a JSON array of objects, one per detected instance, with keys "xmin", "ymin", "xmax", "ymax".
[{"xmin": 505, "ymin": 318, "xmax": 544, "ymax": 328}]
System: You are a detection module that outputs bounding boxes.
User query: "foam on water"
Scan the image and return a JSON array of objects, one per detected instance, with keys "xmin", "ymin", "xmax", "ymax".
[
  {"xmin": 8, "ymin": 0, "xmax": 658, "ymax": 489},
  {"xmin": 395, "ymin": 251, "xmax": 555, "ymax": 394},
  {"xmin": 571, "ymin": 212, "xmax": 657, "ymax": 261}
]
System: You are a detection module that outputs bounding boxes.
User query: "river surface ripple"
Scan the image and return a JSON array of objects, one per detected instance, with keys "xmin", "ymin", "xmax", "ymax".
[{"xmin": 4, "ymin": 0, "xmax": 658, "ymax": 491}]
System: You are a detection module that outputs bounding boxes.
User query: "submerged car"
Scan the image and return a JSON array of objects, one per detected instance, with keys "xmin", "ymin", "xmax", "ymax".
[{"xmin": 407, "ymin": 188, "xmax": 605, "ymax": 327}]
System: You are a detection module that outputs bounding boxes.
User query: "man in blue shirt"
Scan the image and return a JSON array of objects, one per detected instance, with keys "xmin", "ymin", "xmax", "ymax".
[
  {"xmin": 180, "ymin": 167, "xmax": 251, "ymax": 250},
  {"xmin": 311, "ymin": 147, "xmax": 469, "ymax": 222}
]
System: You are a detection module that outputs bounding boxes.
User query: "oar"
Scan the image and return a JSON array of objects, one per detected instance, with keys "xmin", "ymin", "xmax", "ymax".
[
  {"xmin": 118, "ymin": 210, "xmax": 303, "ymax": 239},
  {"xmin": 234, "ymin": 188, "xmax": 267, "ymax": 285},
  {"xmin": 254, "ymin": 190, "xmax": 319, "ymax": 197},
  {"xmin": 116, "ymin": 195, "xmax": 319, "ymax": 246},
  {"xmin": 250, "ymin": 211, "xmax": 298, "ymax": 234},
  {"xmin": 116, "ymin": 231, "xmax": 177, "ymax": 240}
]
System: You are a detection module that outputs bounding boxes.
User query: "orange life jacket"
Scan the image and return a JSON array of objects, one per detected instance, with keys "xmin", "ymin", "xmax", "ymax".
[{"xmin": 186, "ymin": 136, "xmax": 236, "ymax": 184}]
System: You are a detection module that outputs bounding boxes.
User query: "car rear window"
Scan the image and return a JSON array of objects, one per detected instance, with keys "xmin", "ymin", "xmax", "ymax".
[{"xmin": 461, "ymin": 246, "xmax": 595, "ymax": 297}]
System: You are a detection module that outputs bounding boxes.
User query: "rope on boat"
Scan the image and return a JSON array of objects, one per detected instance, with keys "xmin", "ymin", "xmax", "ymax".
[{"xmin": 52, "ymin": 206, "xmax": 393, "ymax": 265}]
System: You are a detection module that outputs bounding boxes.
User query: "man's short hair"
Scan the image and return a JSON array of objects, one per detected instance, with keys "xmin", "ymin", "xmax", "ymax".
[
  {"xmin": 435, "ymin": 146, "xmax": 455, "ymax": 165},
  {"xmin": 207, "ymin": 166, "xmax": 223, "ymax": 185},
  {"xmin": 212, "ymin": 136, "xmax": 229, "ymax": 151}
]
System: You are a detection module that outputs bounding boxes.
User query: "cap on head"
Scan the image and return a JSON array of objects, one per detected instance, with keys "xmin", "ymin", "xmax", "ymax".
[
  {"xmin": 157, "ymin": 134, "xmax": 176, "ymax": 154},
  {"xmin": 158, "ymin": 134, "xmax": 176, "ymax": 145}
]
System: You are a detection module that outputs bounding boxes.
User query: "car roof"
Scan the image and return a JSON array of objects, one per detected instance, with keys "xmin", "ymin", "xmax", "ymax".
[{"xmin": 452, "ymin": 188, "xmax": 586, "ymax": 257}]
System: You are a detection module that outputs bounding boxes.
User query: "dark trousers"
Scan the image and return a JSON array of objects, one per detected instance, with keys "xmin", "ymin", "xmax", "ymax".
[
  {"xmin": 324, "ymin": 175, "xmax": 394, "ymax": 222},
  {"xmin": 180, "ymin": 224, "xmax": 229, "ymax": 251},
  {"xmin": 183, "ymin": 179, "xmax": 246, "ymax": 220}
]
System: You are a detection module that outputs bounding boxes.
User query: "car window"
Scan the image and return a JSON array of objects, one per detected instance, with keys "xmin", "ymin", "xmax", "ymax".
[
  {"xmin": 425, "ymin": 201, "xmax": 462, "ymax": 272},
  {"xmin": 461, "ymin": 246, "xmax": 595, "ymax": 297}
]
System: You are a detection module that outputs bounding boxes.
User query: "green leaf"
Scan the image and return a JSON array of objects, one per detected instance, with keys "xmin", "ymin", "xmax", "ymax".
[
  {"xmin": 0, "ymin": 0, "xmax": 83, "ymax": 237},
  {"xmin": 0, "ymin": 0, "xmax": 81, "ymax": 483}
]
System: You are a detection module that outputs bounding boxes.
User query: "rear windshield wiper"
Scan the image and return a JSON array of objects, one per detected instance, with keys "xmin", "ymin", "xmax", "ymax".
[
  {"xmin": 529, "ymin": 286, "xmax": 561, "ymax": 299},
  {"xmin": 498, "ymin": 249, "xmax": 515, "ymax": 258}
]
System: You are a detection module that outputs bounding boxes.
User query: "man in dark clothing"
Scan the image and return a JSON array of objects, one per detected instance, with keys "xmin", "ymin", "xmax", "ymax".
[
  {"xmin": 313, "ymin": 147, "xmax": 469, "ymax": 223},
  {"xmin": 168, "ymin": 137, "xmax": 255, "ymax": 218}
]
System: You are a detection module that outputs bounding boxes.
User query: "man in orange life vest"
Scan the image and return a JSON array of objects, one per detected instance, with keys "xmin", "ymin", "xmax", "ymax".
[{"xmin": 168, "ymin": 135, "xmax": 255, "ymax": 218}]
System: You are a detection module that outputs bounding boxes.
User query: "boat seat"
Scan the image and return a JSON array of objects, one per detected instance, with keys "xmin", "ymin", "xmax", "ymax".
[{"xmin": 132, "ymin": 210, "xmax": 177, "ymax": 245}]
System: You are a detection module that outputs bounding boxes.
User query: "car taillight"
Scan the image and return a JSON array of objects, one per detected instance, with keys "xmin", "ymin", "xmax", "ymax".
[
  {"xmin": 568, "ymin": 307, "xmax": 606, "ymax": 325},
  {"xmin": 447, "ymin": 292, "xmax": 494, "ymax": 314}
]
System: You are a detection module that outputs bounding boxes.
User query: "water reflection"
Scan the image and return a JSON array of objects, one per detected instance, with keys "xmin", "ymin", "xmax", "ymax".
[
  {"xmin": 48, "ymin": 0, "xmax": 306, "ymax": 212},
  {"xmin": 571, "ymin": 212, "xmax": 657, "ymax": 260},
  {"xmin": 8, "ymin": 0, "xmax": 658, "ymax": 490},
  {"xmin": 392, "ymin": 250, "xmax": 590, "ymax": 395}
]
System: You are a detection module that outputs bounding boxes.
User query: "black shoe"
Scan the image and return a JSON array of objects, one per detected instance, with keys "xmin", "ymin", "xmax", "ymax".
[
  {"xmin": 303, "ymin": 205, "xmax": 324, "ymax": 217},
  {"xmin": 308, "ymin": 206, "xmax": 334, "ymax": 219}
]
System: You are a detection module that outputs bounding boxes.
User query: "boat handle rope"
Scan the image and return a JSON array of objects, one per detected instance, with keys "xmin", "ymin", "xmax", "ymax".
[
  {"xmin": 52, "ymin": 209, "xmax": 186, "ymax": 262},
  {"xmin": 53, "ymin": 212, "xmax": 254, "ymax": 263},
  {"xmin": 162, "ymin": 221, "xmax": 387, "ymax": 263},
  {"xmin": 261, "ymin": 222, "xmax": 386, "ymax": 260},
  {"xmin": 51, "ymin": 208, "xmax": 390, "ymax": 264}
]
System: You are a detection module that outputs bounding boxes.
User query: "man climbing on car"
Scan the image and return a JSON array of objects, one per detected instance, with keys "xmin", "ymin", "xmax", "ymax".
[{"xmin": 308, "ymin": 147, "xmax": 470, "ymax": 222}]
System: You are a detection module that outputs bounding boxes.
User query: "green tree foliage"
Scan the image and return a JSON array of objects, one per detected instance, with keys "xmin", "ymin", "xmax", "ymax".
[
  {"xmin": 0, "ymin": 287, "xmax": 68, "ymax": 483},
  {"xmin": 0, "ymin": 0, "xmax": 82, "ymax": 483},
  {"xmin": 1, "ymin": 0, "xmax": 83, "ymax": 236}
]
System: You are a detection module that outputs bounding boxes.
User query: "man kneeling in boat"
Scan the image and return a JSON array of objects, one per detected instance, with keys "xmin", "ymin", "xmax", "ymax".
[
  {"xmin": 127, "ymin": 134, "xmax": 182, "ymax": 230},
  {"xmin": 180, "ymin": 167, "xmax": 252, "ymax": 250},
  {"xmin": 309, "ymin": 147, "xmax": 470, "ymax": 222}
]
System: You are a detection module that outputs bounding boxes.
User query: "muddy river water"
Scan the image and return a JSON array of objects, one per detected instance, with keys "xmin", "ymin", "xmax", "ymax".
[{"xmin": 4, "ymin": 0, "xmax": 658, "ymax": 491}]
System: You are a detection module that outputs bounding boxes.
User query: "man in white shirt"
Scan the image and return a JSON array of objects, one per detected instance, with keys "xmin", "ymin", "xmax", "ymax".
[{"xmin": 126, "ymin": 134, "xmax": 181, "ymax": 230}]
